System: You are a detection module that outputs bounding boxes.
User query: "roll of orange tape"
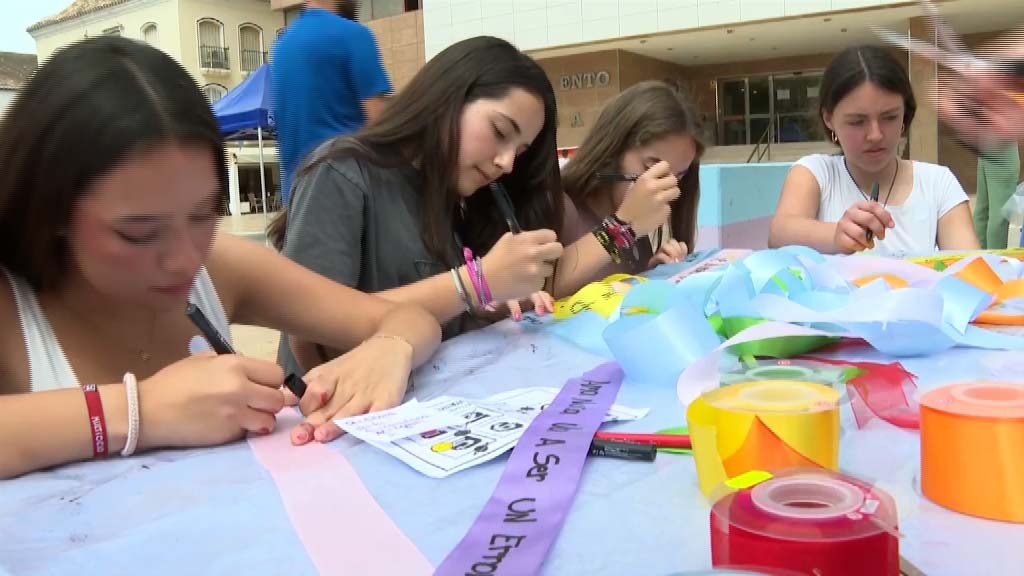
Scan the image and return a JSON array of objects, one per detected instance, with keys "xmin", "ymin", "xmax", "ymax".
[{"xmin": 920, "ymin": 381, "xmax": 1024, "ymax": 522}]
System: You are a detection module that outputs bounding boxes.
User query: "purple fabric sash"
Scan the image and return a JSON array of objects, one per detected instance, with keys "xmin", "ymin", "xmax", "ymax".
[{"xmin": 434, "ymin": 362, "xmax": 624, "ymax": 575}]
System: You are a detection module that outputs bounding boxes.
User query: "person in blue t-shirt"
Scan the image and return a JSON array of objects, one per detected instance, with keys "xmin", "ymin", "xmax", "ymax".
[{"xmin": 271, "ymin": 0, "xmax": 391, "ymax": 205}]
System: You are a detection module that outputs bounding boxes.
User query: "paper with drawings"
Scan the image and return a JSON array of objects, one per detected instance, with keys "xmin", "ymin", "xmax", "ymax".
[
  {"xmin": 338, "ymin": 387, "xmax": 649, "ymax": 478},
  {"xmin": 333, "ymin": 399, "xmax": 465, "ymax": 443}
]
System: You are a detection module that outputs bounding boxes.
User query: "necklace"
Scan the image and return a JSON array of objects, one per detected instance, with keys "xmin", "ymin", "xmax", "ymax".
[
  {"xmin": 57, "ymin": 300, "xmax": 158, "ymax": 366},
  {"xmin": 844, "ymin": 157, "xmax": 900, "ymax": 208}
]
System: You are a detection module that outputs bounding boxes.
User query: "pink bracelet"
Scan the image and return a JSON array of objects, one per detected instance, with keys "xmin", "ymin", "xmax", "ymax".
[{"xmin": 463, "ymin": 248, "xmax": 491, "ymax": 308}]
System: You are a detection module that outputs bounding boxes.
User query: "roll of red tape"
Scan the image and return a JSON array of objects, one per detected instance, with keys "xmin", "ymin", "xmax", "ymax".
[{"xmin": 710, "ymin": 470, "xmax": 899, "ymax": 576}]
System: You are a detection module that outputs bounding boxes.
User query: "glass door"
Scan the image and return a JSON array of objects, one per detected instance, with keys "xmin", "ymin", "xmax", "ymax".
[
  {"xmin": 772, "ymin": 72, "xmax": 823, "ymax": 143},
  {"xmin": 718, "ymin": 78, "xmax": 748, "ymax": 145},
  {"xmin": 748, "ymin": 75, "xmax": 773, "ymax": 145}
]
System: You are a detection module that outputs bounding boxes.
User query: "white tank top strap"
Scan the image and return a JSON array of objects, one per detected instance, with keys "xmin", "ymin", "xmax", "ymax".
[
  {"xmin": 2, "ymin": 267, "xmax": 79, "ymax": 392},
  {"xmin": 3, "ymin": 266, "xmax": 231, "ymax": 393}
]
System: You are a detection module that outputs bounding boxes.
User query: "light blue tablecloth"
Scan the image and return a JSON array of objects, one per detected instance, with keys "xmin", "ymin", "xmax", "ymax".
[{"xmin": 3, "ymin": 254, "xmax": 1023, "ymax": 575}]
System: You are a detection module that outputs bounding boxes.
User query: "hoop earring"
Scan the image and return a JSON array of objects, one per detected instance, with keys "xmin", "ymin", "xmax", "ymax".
[{"xmin": 831, "ymin": 130, "xmax": 838, "ymax": 144}]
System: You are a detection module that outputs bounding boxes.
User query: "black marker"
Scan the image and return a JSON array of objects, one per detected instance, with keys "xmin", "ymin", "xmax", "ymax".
[
  {"xmin": 186, "ymin": 303, "xmax": 307, "ymax": 398},
  {"xmin": 864, "ymin": 181, "xmax": 881, "ymax": 244},
  {"xmin": 596, "ymin": 172, "xmax": 640, "ymax": 183},
  {"xmin": 588, "ymin": 438, "xmax": 657, "ymax": 462},
  {"xmin": 489, "ymin": 181, "xmax": 522, "ymax": 234}
]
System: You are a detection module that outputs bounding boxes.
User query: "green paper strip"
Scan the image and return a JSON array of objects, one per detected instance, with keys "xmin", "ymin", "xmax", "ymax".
[{"xmin": 720, "ymin": 316, "xmax": 837, "ymax": 359}]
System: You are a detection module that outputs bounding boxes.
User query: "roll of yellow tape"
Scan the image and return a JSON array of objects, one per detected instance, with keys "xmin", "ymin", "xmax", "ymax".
[
  {"xmin": 687, "ymin": 380, "xmax": 841, "ymax": 497},
  {"xmin": 920, "ymin": 381, "xmax": 1024, "ymax": 522}
]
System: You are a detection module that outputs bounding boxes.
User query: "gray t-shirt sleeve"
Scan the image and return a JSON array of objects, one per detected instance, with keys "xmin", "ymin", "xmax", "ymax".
[{"xmin": 282, "ymin": 160, "xmax": 366, "ymax": 287}]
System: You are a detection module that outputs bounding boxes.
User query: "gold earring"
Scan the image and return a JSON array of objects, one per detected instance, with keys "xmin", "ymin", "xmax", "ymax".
[{"xmin": 831, "ymin": 130, "xmax": 838, "ymax": 144}]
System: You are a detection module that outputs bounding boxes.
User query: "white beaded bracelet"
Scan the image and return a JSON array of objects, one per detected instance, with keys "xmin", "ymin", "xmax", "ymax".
[{"xmin": 121, "ymin": 372, "xmax": 140, "ymax": 457}]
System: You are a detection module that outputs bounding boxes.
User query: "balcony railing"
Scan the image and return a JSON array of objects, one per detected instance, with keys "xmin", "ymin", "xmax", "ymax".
[
  {"xmin": 241, "ymin": 49, "xmax": 267, "ymax": 72},
  {"xmin": 200, "ymin": 45, "xmax": 230, "ymax": 70}
]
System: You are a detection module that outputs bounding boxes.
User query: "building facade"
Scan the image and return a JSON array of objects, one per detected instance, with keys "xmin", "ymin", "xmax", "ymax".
[
  {"xmin": 31, "ymin": 1, "xmax": 1021, "ymax": 198},
  {"xmin": 271, "ymin": 0, "xmax": 425, "ymax": 91},
  {"xmin": 414, "ymin": 0, "xmax": 1021, "ymax": 195},
  {"xmin": 30, "ymin": 0, "xmax": 285, "ymax": 105}
]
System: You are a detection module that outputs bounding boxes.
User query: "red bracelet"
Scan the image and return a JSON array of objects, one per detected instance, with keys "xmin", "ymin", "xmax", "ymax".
[{"xmin": 81, "ymin": 384, "xmax": 109, "ymax": 458}]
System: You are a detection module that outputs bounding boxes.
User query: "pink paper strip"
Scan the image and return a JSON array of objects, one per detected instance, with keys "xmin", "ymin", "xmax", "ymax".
[{"xmin": 248, "ymin": 410, "xmax": 433, "ymax": 575}]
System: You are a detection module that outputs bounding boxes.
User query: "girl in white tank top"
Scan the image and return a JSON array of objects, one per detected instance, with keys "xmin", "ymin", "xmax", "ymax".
[{"xmin": 0, "ymin": 36, "xmax": 440, "ymax": 479}]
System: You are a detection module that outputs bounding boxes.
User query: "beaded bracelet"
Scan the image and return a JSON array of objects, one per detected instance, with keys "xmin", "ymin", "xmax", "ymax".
[
  {"xmin": 121, "ymin": 372, "xmax": 140, "ymax": 457},
  {"xmin": 592, "ymin": 215, "xmax": 639, "ymax": 264}
]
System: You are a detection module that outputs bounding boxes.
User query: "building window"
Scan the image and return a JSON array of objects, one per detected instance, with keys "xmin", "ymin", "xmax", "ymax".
[
  {"xmin": 238, "ymin": 24, "xmax": 265, "ymax": 73},
  {"xmin": 202, "ymin": 83, "xmax": 228, "ymax": 104},
  {"xmin": 198, "ymin": 18, "xmax": 229, "ymax": 70},
  {"xmin": 141, "ymin": 23, "xmax": 159, "ymax": 46},
  {"xmin": 363, "ymin": 0, "xmax": 419, "ymax": 21},
  {"xmin": 716, "ymin": 71, "xmax": 824, "ymax": 146}
]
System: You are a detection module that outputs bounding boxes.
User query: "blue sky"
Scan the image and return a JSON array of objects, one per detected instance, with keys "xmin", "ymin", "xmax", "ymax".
[{"xmin": 1, "ymin": 1, "xmax": 72, "ymax": 54}]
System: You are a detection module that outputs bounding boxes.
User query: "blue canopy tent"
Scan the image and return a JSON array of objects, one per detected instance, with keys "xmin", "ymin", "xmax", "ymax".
[{"xmin": 212, "ymin": 64, "xmax": 275, "ymax": 228}]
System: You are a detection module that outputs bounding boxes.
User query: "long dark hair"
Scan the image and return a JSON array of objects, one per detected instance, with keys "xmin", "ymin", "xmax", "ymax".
[
  {"xmin": 0, "ymin": 36, "xmax": 226, "ymax": 291},
  {"xmin": 820, "ymin": 45, "xmax": 916, "ymax": 140},
  {"xmin": 268, "ymin": 36, "xmax": 562, "ymax": 268},
  {"xmin": 561, "ymin": 80, "xmax": 704, "ymax": 249}
]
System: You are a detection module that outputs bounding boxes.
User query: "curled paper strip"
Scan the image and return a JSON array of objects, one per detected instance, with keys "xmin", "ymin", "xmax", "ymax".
[
  {"xmin": 603, "ymin": 297, "xmax": 721, "ymax": 386},
  {"xmin": 678, "ymin": 321, "xmax": 852, "ymax": 408},
  {"xmin": 810, "ymin": 357, "xmax": 920, "ymax": 429},
  {"xmin": 722, "ymin": 357, "xmax": 921, "ymax": 430},
  {"xmin": 552, "ymin": 274, "xmax": 645, "ymax": 320},
  {"xmin": 549, "ymin": 249, "xmax": 1024, "ymax": 378}
]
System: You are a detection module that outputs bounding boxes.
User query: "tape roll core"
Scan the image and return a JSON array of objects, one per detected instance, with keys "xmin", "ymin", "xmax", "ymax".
[
  {"xmin": 751, "ymin": 475, "xmax": 864, "ymax": 520},
  {"xmin": 951, "ymin": 383, "xmax": 1024, "ymax": 406},
  {"xmin": 745, "ymin": 365, "xmax": 815, "ymax": 381}
]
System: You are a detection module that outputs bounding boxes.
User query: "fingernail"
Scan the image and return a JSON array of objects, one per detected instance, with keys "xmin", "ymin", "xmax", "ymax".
[
  {"xmin": 295, "ymin": 430, "xmax": 308, "ymax": 443},
  {"xmin": 514, "ymin": 312, "xmax": 522, "ymax": 321},
  {"xmin": 259, "ymin": 427, "xmax": 271, "ymax": 435},
  {"xmin": 314, "ymin": 428, "xmax": 328, "ymax": 442}
]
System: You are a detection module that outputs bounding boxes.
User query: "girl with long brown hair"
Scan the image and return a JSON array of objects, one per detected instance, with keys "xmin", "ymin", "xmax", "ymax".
[
  {"xmin": 268, "ymin": 36, "xmax": 564, "ymax": 375},
  {"xmin": 553, "ymin": 80, "xmax": 706, "ymax": 290}
]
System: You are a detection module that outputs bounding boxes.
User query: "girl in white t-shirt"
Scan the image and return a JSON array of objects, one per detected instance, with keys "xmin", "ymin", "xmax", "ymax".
[{"xmin": 769, "ymin": 45, "xmax": 979, "ymax": 257}]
